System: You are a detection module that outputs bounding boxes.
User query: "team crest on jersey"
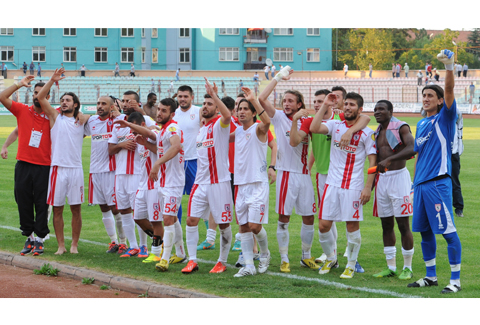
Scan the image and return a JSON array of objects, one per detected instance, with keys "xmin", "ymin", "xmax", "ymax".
[
  {"xmin": 260, "ymin": 205, "xmax": 265, "ymax": 213},
  {"xmin": 153, "ymin": 203, "xmax": 159, "ymax": 211},
  {"xmin": 435, "ymin": 204, "xmax": 441, "ymax": 212},
  {"xmin": 170, "ymin": 197, "xmax": 176, "ymax": 204},
  {"xmin": 108, "ymin": 120, "xmax": 113, "ymax": 126},
  {"xmin": 353, "ymin": 201, "xmax": 359, "ymax": 210},
  {"xmin": 208, "ymin": 127, "xmax": 213, "ymax": 134},
  {"xmin": 354, "ymin": 134, "xmax": 360, "ymax": 141},
  {"xmin": 404, "ymin": 196, "xmax": 410, "ymax": 204},
  {"xmin": 246, "ymin": 133, "xmax": 251, "ymax": 140},
  {"xmin": 190, "ymin": 114, "xmax": 195, "ymax": 120},
  {"xmin": 225, "ymin": 204, "xmax": 231, "ymax": 212}
]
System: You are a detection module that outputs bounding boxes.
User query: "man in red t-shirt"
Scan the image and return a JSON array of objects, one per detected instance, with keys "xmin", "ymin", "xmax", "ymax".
[{"xmin": 0, "ymin": 76, "xmax": 52, "ymax": 256}]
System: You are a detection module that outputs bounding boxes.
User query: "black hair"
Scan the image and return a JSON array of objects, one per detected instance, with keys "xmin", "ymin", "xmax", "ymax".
[
  {"xmin": 221, "ymin": 96, "xmax": 235, "ymax": 111},
  {"xmin": 127, "ymin": 111, "xmax": 145, "ymax": 125},
  {"xmin": 60, "ymin": 92, "xmax": 81, "ymax": 118},
  {"xmin": 160, "ymin": 98, "xmax": 177, "ymax": 114},
  {"xmin": 123, "ymin": 90, "xmax": 139, "ymax": 102},
  {"xmin": 331, "ymin": 86, "xmax": 347, "ymax": 99},
  {"xmin": 238, "ymin": 98, "xmax": 257, "ymax": 123},
  {"xmin": 34, "ymin": 82, "xmax": 50, "ymax": 96},
  {"xmin": 422, "ymin": 85, "xmax": 444, "ymax": 113},
  {"xmin": 177, "ymin": 85, "xmax": 193, "ymax": 96},
  {"xmin": 345, "ymin": 92, "xmax": 364, "ymax": 108},
  {"xmin": 376, "ymin": 100, "xmax": 393, "ymax": 112},
  {"xmin": 204, "ymin": 94, "xmax": 212, "ymax": 99},
  {"xmin": 147, "ymin": 92, "xmax": 157, "ymax": 99},
  {"xmin": 315, "ymin": 89, "xmax": 331, "ymax": 96}
]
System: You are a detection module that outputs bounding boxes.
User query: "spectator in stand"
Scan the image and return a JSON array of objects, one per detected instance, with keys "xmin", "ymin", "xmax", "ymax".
[
  {"xmin": 221, "ymin": 79, "xmax": 226, "ymax": 96},
  {"xmin": 157, "ymin": 80, "xmax": 162, "ymax": 95},
  {"xmin": 130, "ymin": 64, "xmax": 135, "ymax": 77},
  {"xmin": 344, "ymin": 63, "xmax": 348, "ymax": 77},
  {"xmin": 114, "ymin": 62, "xmax": 120, "ymax": 77},
  {"xmin": 404, "ymin": 62, "xmax": 410, "ymax": 78},
  {"xmin": 253, "ymin": 72, "xmax": 259, "ymax": 81},
  {"xmin": 425, "ymin": 62, "xmax": 429, "ymax": 77},
  {"xmin": 427, "ymin": 63, "xmax": 432, "ymax": 78},
  {"xmin": 455, "ymin": 62, "xmax": 462, "ymax": 78},
  {"xmin": 37, "ymin": 63, "xmax": 42, "ymax": 77},
  {"xmin": 396, "ymin": 63, "xmax": 401, "ymax": 78},
  {"xmin": 23, "ymin": 62, "xmax": 27, "ymax": 75},
  {"xmin": 369, "ymin": 63, "xmax": 373, "ymax": 78},
  {"xmin": 238, "ymin": 79, "xmax": 244, "ymax": 94},
  {"xmin": 2, "ymin": 63, "xmax": 7, "ymax": 79},
  {"xmin": 29, "ymin": 62, "xmax": 35, "ymax": 75},
  {"xmin": 469, "ymin": 82, "xmax": 475, "ymax": 103},
  {"xmin": 80, "ymin": 64, "xmax": 86, "ymax": 77},
  {"xmin": 168, "ymin": 80, "xmax": 174, "ymax": 97},
  {"xmin": 434, "ymin": 69, "xmax": 440, "ymax": 82},
  {"xmin": 462, "ymin": 63, "xmax": 468, "ymax": 77},
  {"xmin": 150, "ymin": 79, "xmax": 155, "ymax": 93},
  {"xmin": 271, "ymin": 65, "xmax": 276, "ymax": 78},
  {"xmin": 417, "ymin": 70, "xmax": 423, "ymax": 86},
  {"xmin": 264, "ymin": 65, "xmax": 270, "ymax": 80},
  {"xmin": 175, "ymin": 68, "xmax": 180, "ymax": 81},
  {"xmin": 392, "ymin": 63, "xmax": 396, "ymax": 78}
]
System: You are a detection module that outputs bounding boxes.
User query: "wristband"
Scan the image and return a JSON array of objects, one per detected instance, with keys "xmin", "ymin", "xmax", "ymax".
[
  {"xmin": 268, "ymin": 165, "xmax": 276, "ymax": 171},
  {"xmin": 14, "ymin": 82, "xmax": 20, "ymax": 89},
  {"xmin": 259, "ymin": 110, "xmax": 265, "ymax": 116}
]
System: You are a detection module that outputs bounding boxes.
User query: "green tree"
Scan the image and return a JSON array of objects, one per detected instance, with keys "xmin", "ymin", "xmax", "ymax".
[
  {"xmin": 423, "ymin": 29, "xmax": 476, "ymax": 69},
  {"xmin": 332, "ymin": 28, "xmax": 355, "ymax": 70},
  {"xmin": 466, "ymin": 28, "xmax": 480, "ymax": 68},
  {"xmin": 348, "ymin": 29, "xmax": 395, "ymax": 70}
]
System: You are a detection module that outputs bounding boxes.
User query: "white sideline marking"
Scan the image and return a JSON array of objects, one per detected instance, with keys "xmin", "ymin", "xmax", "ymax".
[{"xmin": 1, "ymin": 225, "xmax": 420, "ymax": 298}]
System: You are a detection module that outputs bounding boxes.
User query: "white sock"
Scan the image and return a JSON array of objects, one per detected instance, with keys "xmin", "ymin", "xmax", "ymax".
[
  {"xmin": 102, "ymin": 211, "xmax": 117, "ymax": 242},
  {"xmin": 137, "ymin": 224, "xmax": 148, "ymax": 247},
  {"xmin": 174, "ymin": 220, "xmax": 186, "ymax": 258},
  {"xmin": 319, "ymin": 230, "xmax": 336, "ymax": 259},
  {"xmin": 235, "ymin": 232, "xmax": 241, "ymax": 242},
  {"xmin": 206, "ymin": 228, "xmax": 216, "ymax": 243},
  {"xmin": 186, "ymin": 225, "xmax": 199, "ymax": 262},
  {"xmin": 114, "ymin": 213, "xmax": 127, "ymax": 245},
  {"xmin": 28, "ymin": 234, "xmax": 35, "ymax": 241},
  {"xmin": 240, "ymin": 232, "xmax": 255, "ymax": 266},
  {"xmin": 331, "ymin": 222, "xmax": 338, "ymax": 252},
  {"xmin": 219, "ymin": 226, "xmax": 232, "ymax": 263},
  {"xmin": 35, "ymin": 236, "xmax": 44, "ymax": 243},
  {"xmin": 402, "ymin": 247, "xmax": 414, "ymax": 271},
  {"xmin": 346, "ymin": 229, "xmax": 361, "ymax": 265},
  {"xmin": 384, "ymin": 246, "xmax": 397, "ymax": 271},
  {"xmin": 120, "ymin": 213, "xmax": 138, "ymax": 249},
  {"xmin": 301, "ymin": 223, "xmax": 314, "ymax": 259},
  {"xmin": 162, "ymin": 225, "xmax": 175, "ymax": 261},
  {"xmin": 254, "ymin": 227, "xmax": 269, "ymax": 258},
  {"xmin": 152, "ymin": 244, "xmax": 162, "ymax": 256},
  {"xmin": 277, "ymin": 221, "xmax": 289, "ymax": 263}
]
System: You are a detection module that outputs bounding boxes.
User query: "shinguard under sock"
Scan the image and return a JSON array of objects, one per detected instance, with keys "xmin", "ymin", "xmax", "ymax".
[
  {"xmin": 240, "ymin": 232, "xmax": 255, "ymax": 266},
  {"xmin": 174, "ymin": 220, "xmax": 186, "ymax": 258},
  {"xmin": 420, "ymin": 229, "xmax": 437, "ymax": 278},
  {"xmin": 218, "ymin": 226, "xmax": 232, "ymax": 263},
  {"xmin": 301, "ymin": 223, "xmax": 314, "ymax": 260},
  {"xmin": 318, "ymin": 230, "xmax": 335, "ymax": 259},
  {"xmin": 443, "ymin": 232, "xmax": 462, "ymax": 281},
  {"xmin": 384, "ymin": 246, "xmax": 397, "ymax": 271},
  {"xmin": 206, "ymin": 228, "xmax": 217, "ymax": 243},
  {"xmin": 402, "ymin": 247, "xmax": 414, "ymax": 271},
  {"xmin": 102, "ymin": 211, "xmax": 117, "ymax": 242},
  {"xmin": 137, "ymin": 224, "xmax": 148, "ymax": 247},
  {"xmin": 120, "ymin": 213, "xmax": 138, "ymax": 249},
  {"xmin": 162, "ymin": 225, "xmax": 174, "ymax": 261},
  {"xmin": 277, "ymin": 221, "xmax": 289, "ymax": 263},
  {"xmin": 186, "ymin": 225, "xmax": 199, "ymax": 262},
  {"xmin": 346, "ymin": 229, "xmax": 361, "ymax": 265},
  {"xmin": 254, "ymin": 227, "xmax": 269, "ymax": 257},
  {"xmin": 114, "ymin": 213, "xmax": 127, "ymax": 245}
]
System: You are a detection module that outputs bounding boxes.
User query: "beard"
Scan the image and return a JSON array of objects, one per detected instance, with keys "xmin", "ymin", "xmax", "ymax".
[
  {"xmin": 344, "ymin": 111, "xmax": 358, "ymax": 121},
  {"xmin": 202, "ymin": 110, "xmax": 216, "ymax": 119},
  {"xmin": 33, "ymin": 99, "xmax": 41, "ymax": 108}
]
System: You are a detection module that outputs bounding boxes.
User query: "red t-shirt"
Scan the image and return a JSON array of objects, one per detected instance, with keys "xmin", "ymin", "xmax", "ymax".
[{"xmin": 9, "ymin": 101, "xmax": 51, "ymax": 166}]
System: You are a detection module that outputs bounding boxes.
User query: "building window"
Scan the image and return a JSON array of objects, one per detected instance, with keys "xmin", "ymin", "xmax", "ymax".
[
  {"xmin": 273, "ymin": 28, "xmax": 293, "ymax": 35},
  {"xmin": 219, "ymin": 28, "xmax": 239, "ymax": 35},
  {"xmin": 152, "ymin": 28, "xmax": 158, "ymax": 38},
  {"xmin": 141, "ymin": 28, "xmax": 145, "ymax": 38},
  {"xmin": 95, "ymin": 28, "xmax": 108, "ymax": 37},
  {"xmin": 179, "ymin": 28, "xmax": 190, "ymax": 38},
  {"xmin": 63, "ymin": 28, "xmax": 76, "ymax": 36},
  {"xmin": 32, "ymin": 46, "xmax": 46, "ymax": 62},
  {"xmin": 63, "ymin": 47, "xmax": 77, "ymax": 62},
  {"xmin": 121, "ymin": 47, "xmax": 134, "ymax": 62},
  {"xmin": 152, "ymin": 48, "xmax": 158, "ymax": 63},
  {"xmin": 94, "ymin": 47, "xmax": 108, "ymax": 62},
  {"xmin": 141, "ymin": 47, "xmax": 146, "ymax": 63},
  {"xmin": 179, "ymin": 48, "xmax": 190, "ymax": 63},
  {"xmin": 219, "ymin": 47, "xmax": 239, "ymax": 61},
  {"xmin": 32, "ymin": 28, "xmax": 46, "ymax": 36},
  {"xmin": 0, "ymin": 46, "xmax": 14, "ymax": 61},
  {"xmin": 121, "ymin": 28, "xmax": 134, "ymax": 37},
  {"xmin": 273, "ymin": 48, "xmax": 293, "ymax": 61},
  {"xmin": 307, "ymin": 48, "xmax": 320, "ymax": 62},
  {"xmin": 307, "ymin": 28, "xmax": 320, "ymax": 36},
  {"xmin": 0, "ymin": 28, "xmax": 14, "ymax": 36}
]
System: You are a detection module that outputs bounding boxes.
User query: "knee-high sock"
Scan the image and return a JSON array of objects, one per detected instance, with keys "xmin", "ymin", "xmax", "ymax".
[
  {"xmin": 384, "ymin": 246, "xmax": 397, "ymax": 271},
  {"xmin": 443, "ymin": 232, "xmax": 462, "ymax": 281},
  {"xmin": 137, "ymin": 224, "xmax": 148, "ymax": 247},
  {"xmin": 421, "ymin": 229, "xmax": 437, "ymax": 278},
  {"xmin": 102, "ymin": 211, "xmax": 117, "ymax": 242},
  {"xmin": 186, "ymin": 225, "xmax": 199, "ymax": 262},
  {"xmin": 120, "ymin": 213, "xmax": 138, "ymax": 249},
  {"xmin": 331, "ymin": 222, "xmax": 338, "ymax": 251},
  {"xmin": 254, "ymin": 227, "xmax": 269, "ymax": 257},
  {"xmin": 319, "ymin": 230, "xmax": 336, "ymax": 259},
  {"xmin": 114, "ymin": 213, "xmax": 126, "ymax": 245},
  {"xmin": 402, "ymin": 247, "xmax": 414, "ymax": 271},
  {"xmin": 218, "ymin": 226, "xmax": 232, "ymax": 263},
  {"xmin": 240, "ymin": 232, "xmax": 255, "ymax": 267},
  {"xmin": 301, "ymin": 223, "xmax": 314, "ymax": 260},
  {"xmin": 174, "ymin": 220, "xmax": 186, "ymax": 258},
  {"xmin": 235, "ymin": 232, "xmax": 242, "ymax": 242},
  {"xmin": 346, "ymin": 229, "xmax": 361, "ymax": 269},
  {"xmin": 206, "ymin": 229, "xmax": 217, "ymax": 243},
  {"xmin": 162, "ymin": 225, "xmax": 175, "ymax": 261},
  {"xmin": 277, "ymin": 221, "xmax": 289, "ymax": 263}
]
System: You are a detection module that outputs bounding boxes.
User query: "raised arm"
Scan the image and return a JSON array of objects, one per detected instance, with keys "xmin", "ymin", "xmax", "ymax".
[
  {"xmin": 205, "ymin": 77, "xmax": 231, "ymax": 126},
  {"xmin": 0, "ymin": 76, "xmax": 34, "ymax": 110},
  {"xmin": 1, "ymin": 127, "xmax": 18, "ymax": 159},
  {"xmin": 258, "ymin": 66, "xmax": 293, "ymax": 118},
  {"xmin": 437, "ymin": 49, "xmax": 455, "ymax": 109},
  {"xmin": 242, "ymin": 87, "xmax": 270, "ymax": 141},
  {"xmin": 149, "ymin": 134, "xmax": 182, "ymax": 182},
  {"xmin": 37, "ymin": 68, "xmax": 65, "ymax": 125},
  {"xmin": 113, "ymin": 120, "xmax": 156, "ymax": 141},
  {"xmin": 289, "ymin": 110, "xmax": 309, "ymax": 147},
  {"xmin": 310, "ymin": 93, "xmax": 337, "ymax": 135}
]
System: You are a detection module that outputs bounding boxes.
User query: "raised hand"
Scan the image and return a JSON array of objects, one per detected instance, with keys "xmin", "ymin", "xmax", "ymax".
[
  {"xmin": 325, "ymin": 93, "xmax": 338, "ymax": 107},
  {"xmin": 437, "ymin": 49, "xmax": 455, "ymax": 65},
  {"xmin": 51, "ymin": 68, "xmax": 66, "ymax": 83},
  {"xmin": 241, "ymin": 87, "xmax": 254, "ymax": 101},
  {"xmin": 274, "ymin": 65, "xmax": 293, "ymax": 82},
  {"xmin": 293, "ymin": 109, "xmax": 309, "ymax": 121},
  {"xmin": 204, "ymin": 77, "xmax": 216, "ymax": 97},
  {"xmin": 19, "ymin": 75, "xmax": 35, "ymax": 88},
  {"xmin": 213, "ymin": 82, "xmax": 218, "ymax": 95}
]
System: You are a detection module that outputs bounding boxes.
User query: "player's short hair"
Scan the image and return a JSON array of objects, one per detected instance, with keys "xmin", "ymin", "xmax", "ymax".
[
  {"xmin": 160, "ymin": 98, "xmax": 177, "ymax": 114},
  {"xmin": 422, "ymin": 84, "xmax": 444, "ymax": 112},
  {"xmin": 177, "ymin": 85, "xmax": 193, "ymax": 96},
  {"xmin": 99, "ymin": 95, "xmax": 114, "ymax": 105},
  {"xmin": 284, "ymin": 90, "xmax": 306, "ymax": 110},
  {"xmin": 332, "ymin": 86, "xmax": 347, "ymax": 99},
  {"xmin": 345, "ymin": 92, "xmax": 364, "ymax": 108},
  {"xmin": 237, "ymin": 93, "xmax": 245, "ymax": 99},
  {"xmin": 33, "ymin": 82, "xmax": 50, "ymax": 96},
  {"xmin": 204, "ymin": 94, "xmax": 212, "ymax": 99},
  {"xmin": 123, "ymin": 90, "xmax": 139, "ymax": 102},
  {"xmin": 238, "ymin": 98, "xmax": 257, "ymax": 123},
  {"xmin": 147, "ymin": 92, "xmax": 156, "ymax": 99},
  {"xmin": 221, "ymin": 96, "xmax": 235, "ymax": 111},
  {"xmin": 127, "ymin": 111, "xmax": 145, "ymax": 125},
  {"xmin": 60, "ymin": 92, "xmax": 81, "ymax": 118},
  {"xmin": 376, "ymin": 100, "xmax": 393, "ymax": 112},
  {"xmin": 315, "ymin": 89, "xmax": 331, "ymax": 97}
]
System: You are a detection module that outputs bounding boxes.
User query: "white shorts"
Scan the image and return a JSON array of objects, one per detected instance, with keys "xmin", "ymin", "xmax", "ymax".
[
  {"xmin": 374, "ymin": 168, "xmax": 412, "ymax": 218},
  {"xmin": 159, "ymin": 186, "xmax": 183, "ymax": 217},
  {"xmin": 275, "ymin": 170, "xmax": 316, "ymax": 216},
  {"xmin": 235, "ymin": 182, "xmax": 269, "ymax": 225},
  {"xmin": 188, "ymin": 181, "xmax": 233, "ymax": 224},
  {"xmin": 134, "ymin": 189, "xmax": 162, "ymax": 222},
  {"xmin": 115, "ymin": 174, "xmax": 141, "ymax": 210},
  {"xmin": 88, "ymin": 172, "xmax": 115, "ymax": 206},
  {"xmin": 319, "ymin": 184, "xmax": 363, "ymax": 222},
  {"xmin": 47, "ymin": 166, "xmax": 84, "ymax": 206},
  {"xmin": 315, "ymin": 173, "xmax": 328, "ymax": 204}
]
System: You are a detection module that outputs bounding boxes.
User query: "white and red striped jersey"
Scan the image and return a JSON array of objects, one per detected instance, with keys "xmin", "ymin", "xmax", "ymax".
[
  {"xmin": 156, "ymin": 120, "xmax": 185, "ymax": 188},
  {"xmin": 85, "ymin": 114, "xmax": 126, "ymax": 173},
  {"xmin": 173, "ymin": 105, "xmax": 200, "ymax": 161},
  {"xmin": 194, "ymin": 116, "xmax": 230, "ymax": 185},
  {"xmin": 51, "ymin": 115, "xmax": 85, "ymax": 168},
  {"xmin": 234, "ymin": 123, "xmax": 268, "ymax": 185},
  {"xmin": 324, "ymin": 119, "xmax": 376, "ymax": 190},
  {"xmin": 270, "ymin": 110, "xmax": 311, "ymax": 174},
  {"xmin": 137, "ymin": 133, "xmax": 159, "ymax": 191}
]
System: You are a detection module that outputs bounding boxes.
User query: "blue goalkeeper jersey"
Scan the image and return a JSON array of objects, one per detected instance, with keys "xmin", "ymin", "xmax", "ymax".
[{"xmin": 414, "ymin": 99, "xmax": 457, "ymax": 186}]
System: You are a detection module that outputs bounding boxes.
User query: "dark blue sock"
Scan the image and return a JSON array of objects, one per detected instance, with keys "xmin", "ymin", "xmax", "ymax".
[
  {"xmin": 443, "ymin": 232, "xmax": 462, "ymax": 280},
  {"xmin": 420, "ymin": 229, "xmax": 437, "ymax": 278}
]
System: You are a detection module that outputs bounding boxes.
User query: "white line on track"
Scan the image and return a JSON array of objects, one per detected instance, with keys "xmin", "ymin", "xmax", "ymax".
[{"xmin": 1, "ymin": 225, "xmax": 421, "ymax": 298}]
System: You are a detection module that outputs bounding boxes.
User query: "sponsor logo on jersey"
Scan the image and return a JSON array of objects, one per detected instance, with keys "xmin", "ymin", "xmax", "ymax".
[
  {"xmin": 92, "ymin": 125, "xmax": 96, "ymax": 130},
  {"xmin": 285, "ymin": 131, "xmax": 290, "ymax": 137},
  {"xmin": 435, "ymin": 204, "xmax": 441, "ymax": 212},
  {"xmin": 301, "ymin": 136, "xmax": 309, "ymax": 144},
  {"xmin": 91, "ymin": 133, "xmax": 113, "ymax": 141},
  {"xmin": 353, "ymin": 201, "xmax": 359, "ymax": 210},
  {"xmin": 196, "ymin": 139, "xmax": 214, "ymax": 149},
  {"xmin": 168, "ymin": 126, "xmax": 177, "ymax": 132},
  {"xmin": 139, "ymin": 149, "xmax": 150, "ymax": 159},
  {"xmin": 118, "ymin": 134, "xmax": 136, "ymax": 142},
  {"xmin": 416, "ymin": 130, "xmax": 432, "ymax": 146},
  {"xmin": 333, "ymin": 140, "xmax": 357, "ymax": 153},
  {"xmin": 157, "ymin": 147, "xmax": 164, "ymax": 155}
]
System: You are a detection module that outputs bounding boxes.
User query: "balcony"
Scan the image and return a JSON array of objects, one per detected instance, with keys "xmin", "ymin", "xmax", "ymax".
[
  {"xmin": 243, "ymin": 34, "xmax": 268, "ymax": 44},
  {"xmin": 243, "ymin": 62, "xmax": 266, "ymax": 70}
]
